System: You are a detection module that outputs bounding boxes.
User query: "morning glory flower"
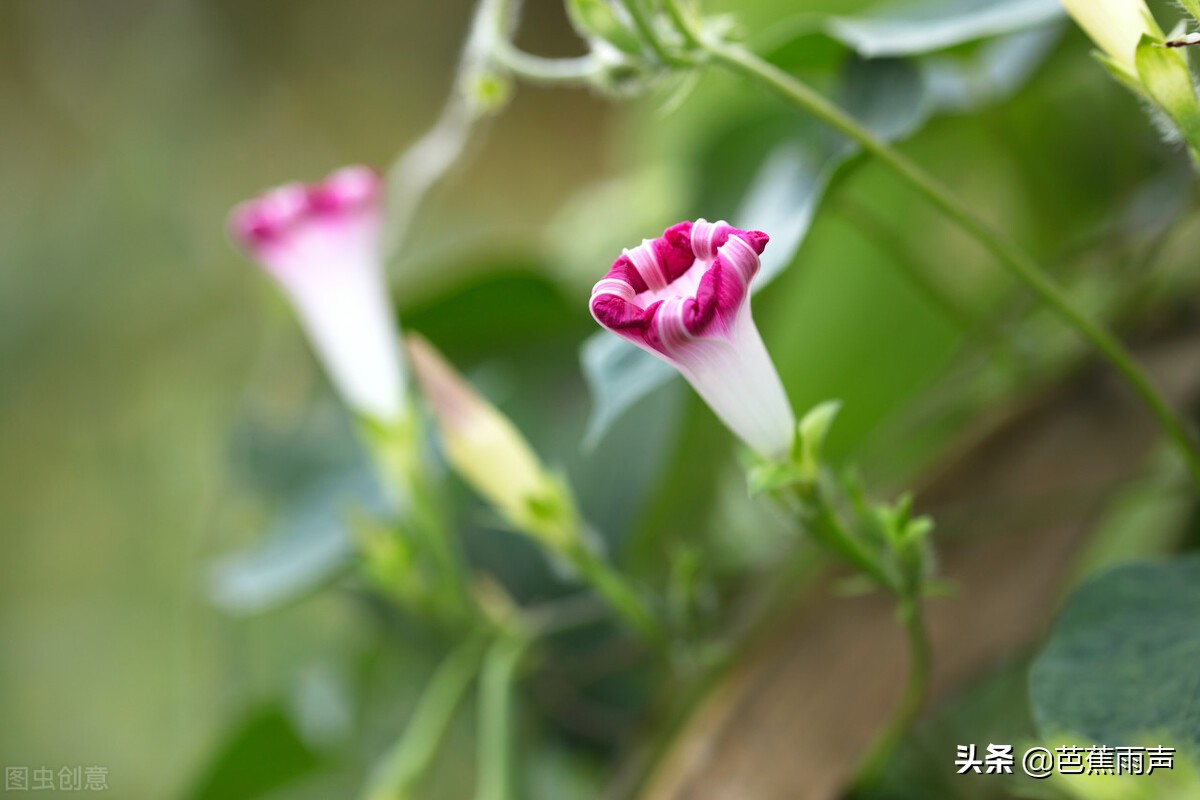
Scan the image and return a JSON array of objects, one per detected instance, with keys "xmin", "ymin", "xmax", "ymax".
[
  {"xmin": 590, "ymin": 219, "xmax": 795, "ymax": 459},
  {"xmin": 229, "ymin": 166, "xmax": 407, "ymax": 424}
]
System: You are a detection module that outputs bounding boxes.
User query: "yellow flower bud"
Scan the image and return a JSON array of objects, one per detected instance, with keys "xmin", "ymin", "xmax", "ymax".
[{"xmin": 406, "ymin": 335, "xmax": 578, "ymax": 550}]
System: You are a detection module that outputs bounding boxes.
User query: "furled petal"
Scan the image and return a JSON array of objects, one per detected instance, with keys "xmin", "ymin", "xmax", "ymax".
[
  {"xmin": 590, "ymin": 219, "xmax": 795, "ymax": 459},
  {"xmin": 1061, "ymin": 0, "xmax": 1157, "ymax": 76},
  {"xmin": 230, "ymin": 166, "xmax": 406, "ymax": 423}
]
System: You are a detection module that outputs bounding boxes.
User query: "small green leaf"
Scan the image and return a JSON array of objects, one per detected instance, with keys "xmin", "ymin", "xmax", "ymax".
[
  {"xmin": 209, "ymin": 478, "xmax": 367, "ymax": 615},
  {"xmin": 798, "ymin": 400, "xmax": 842, "ymax": 478},
  {"xmin": 1030, "ymin": 556, "xmax": 1200, "ymax": 749},
  {"xmin": 746, "ymin": 460, "xmax": 806, "ymax": 495},
  {"xmin": 822, "ymin": 0, "xmax": 1063, "ymax": 58}
]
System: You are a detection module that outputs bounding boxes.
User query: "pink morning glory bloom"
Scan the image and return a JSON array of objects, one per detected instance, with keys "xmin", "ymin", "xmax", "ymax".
[
  {"xmin": 230, "ymin": 166, "xmax": 406, "ymax": 424},
  {"xmin": 590, "ymin": 219, "xmax": 796, "ymax": 459}
]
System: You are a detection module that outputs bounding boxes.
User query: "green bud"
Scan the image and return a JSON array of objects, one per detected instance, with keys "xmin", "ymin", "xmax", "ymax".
[
  {"xmin": 465, "ymin": 71, "xmax": 513, "ymax": 114},
  {"xmin": 407, "ymin": 335, "xmax": 581, "ymax": 553}
]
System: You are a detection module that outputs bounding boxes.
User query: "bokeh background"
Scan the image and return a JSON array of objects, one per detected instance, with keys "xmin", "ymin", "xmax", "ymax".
[{"xmin": 2, "ymin": 0, "xmax": 1193, "ymax": 797}]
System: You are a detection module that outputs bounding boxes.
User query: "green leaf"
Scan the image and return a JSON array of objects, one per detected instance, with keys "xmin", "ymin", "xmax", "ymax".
[
  {"xmin": 1029, "ymin": 556, "xmax": 1200, "ymax": 749},
  {"xmin": 186, "ymin": 706, "xmax": 324, "ymax": 800},
  {"xmin": 919, "ymin": 25, "xmax": 1063, "ymax": 111},
  {"xmin": 1182, "ymin": 0, "xmax": 1200, "ymax": 25},
  {"xmin": 580, "ymin": 335, "xmax": 676, "ymax": 449},
  {"xmin": 405, "ymin": 271, "xmax": 586, "ymax": 358},
  {"xmin": 822, "ymin": 0, "xmax": 1063, "ymax": 58},
  {"xmin": 208, "ymin": 473, "xmax": 382, "ymax": 614}
]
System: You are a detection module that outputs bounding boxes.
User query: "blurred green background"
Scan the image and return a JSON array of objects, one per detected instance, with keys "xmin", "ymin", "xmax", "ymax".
[{"xmin": 1, "ymin": 0, "xmax": 1193, "ymax": 797}]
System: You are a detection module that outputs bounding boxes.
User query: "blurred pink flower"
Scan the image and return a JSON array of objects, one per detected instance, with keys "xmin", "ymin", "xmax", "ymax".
[
  {"xmin": 230, "ymin": 166, "xmax": 406, "ymax": 423},
  {"xmin": 590, "ymin": 219, "xmax": 795, "ymax": 458}
]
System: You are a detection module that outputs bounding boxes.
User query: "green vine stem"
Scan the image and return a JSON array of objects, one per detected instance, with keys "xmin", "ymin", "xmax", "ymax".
[
  {"xmin": 853, "ymin": 594, "xmax": 932, "ymax": 790},
  {"xmin": 699, "ymin": 39, "xmax": 1200, "ymax": 487},
  {"xmin": 775, "ymin": 479, "xmax": 934, "ymax": 778},
  {"xmin": 836, "ymin": 196, "xmax": 1019, "ymax": 368},
  {"xmin": 362, "ymin": 636, "xmax": 487, "ymax": 800},
  {"xmin": 361, "ymin": 416, "xmax": 477, "ymax": 622},
  {"xmin": 563, "ymin": 538, "xmax": 669, "ymax": 646},
  {"xmin": 474, "ymin": 636, "xmax": 529, "ymax": 800}
]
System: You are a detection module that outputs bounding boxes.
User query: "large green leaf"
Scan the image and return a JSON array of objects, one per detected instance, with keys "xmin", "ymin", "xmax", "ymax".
[
  {"xmin": 1029, "ymin": 556, "xmax": 1200, "ymax": 749},
  {"xmin": 209, "ymin": 473, "xmax": 376, "ymax": 614},
  {"xmin": 823, "ymin": 0, "xmax": 1062, "ymax": 57},
  {"xmin": 186, "ymin": 706, "xmax": 324, "ymax": 800}
]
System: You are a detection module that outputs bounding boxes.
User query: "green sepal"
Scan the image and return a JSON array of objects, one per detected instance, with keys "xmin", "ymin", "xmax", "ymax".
[
  {"xmin": 1092, "ymin": 50, "xmax": 1144, "ymax": 96},
  {"xmin": 746, "ymin": 458, "xmax": 809, "ymax": 496},
  {"xmin": 797, "ymin": 400, "xmax": 842, "ymax": 480},
  {"xmin": 1135, "ymin": 33, "xmax": 1200, "ymax": 145}
]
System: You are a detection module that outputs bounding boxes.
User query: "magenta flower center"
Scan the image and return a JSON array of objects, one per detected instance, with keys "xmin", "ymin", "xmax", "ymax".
[{"xmin": 590, "ymin": 220, "xmax": 769, "ymax": 357}]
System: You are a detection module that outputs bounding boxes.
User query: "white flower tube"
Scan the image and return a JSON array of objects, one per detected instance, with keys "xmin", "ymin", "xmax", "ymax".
[{"xmin": 230, "ymin": 166, "xmax": 406, "ymax": 424}]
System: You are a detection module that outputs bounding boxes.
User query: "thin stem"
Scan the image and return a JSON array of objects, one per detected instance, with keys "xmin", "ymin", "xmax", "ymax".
[
  {"xmin": 489, "ymin": 44, "xmax": 600, "ymax": 85},
  {"xmin": 412, "ymin": 471, "xmax": 477, "ymax": 619},
  {"xmin": 382, "ymin": 97, "xmax": 476, "ymax": 259},
  {"xmin": 566, "ymin": 541, "xmax": 668, "ymax": 646},
  {"xmin": 382, "ymin": 0, "xmax": 529, "ymax": 257},
  {"xmin": 838, "ymin": 197, "xmax": 1019, "ymax": 370},
  {"xmin": 474, "ymin": 636, "xmax": 527, "ymax": 800},
  {"xmin": 362, "ymin": 636, "xmax": 486, "ymax": 800},
  {"xmin": 854, "ymin": 595, "xmax": 932, "ymax": 789},
  {"xmin": 793, "ymin": 484, "xmax": 895, "ymax": 592},
  {"xmin": 704, "ymin": 40, "xmax": 1200, "ymax": 487},
  {"xmin": 773, "ymin": 475, "xmax": 932, "ymax": 784},
  {"xmin": 360, "ymin": 415, "xmax": 476, "ymax": 621}
]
